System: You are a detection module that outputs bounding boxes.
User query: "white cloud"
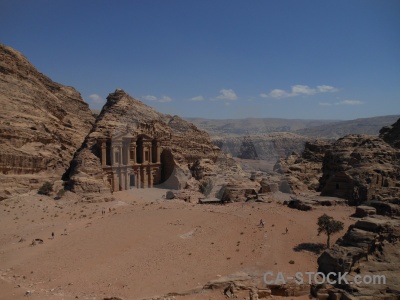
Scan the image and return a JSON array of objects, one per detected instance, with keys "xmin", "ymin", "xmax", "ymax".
[
  {"xmin": 159, "ymin": 96, "xmax": 172, "ymax": 103},
  {"xmin": 142, "ymin": 95, "xmax": 172, "ymax": 103},
  {"xmin": 269, "ymin": 89, "xmax": 291, "ymax": 98},
  {"xmin": 317, "ymin": 85, "xmax": 338, "ymax": 93},
  {"xmin": 291, "ymin": 85, "xmax": 316, "ymax": 95},
  {"xmin": 319, "ymin": 99, "xmax": 364, "ymax": 106},
  {"xmin": 216, "ymin": 89, "xmax": 238, "ymax": 101},
  {"xmin": 190, "ymin": 95, "xmax": 204, "ymax": 102},
  {"xmin": 143, "ymin": 95, "xmax": 158, "ymax": 101},
  {"xmin": 262, "ymin": 84, "xmax": 339, "ymax": 99},
  {"xmin": 88, "ymin": 94, "xmax": 105, "ymax": 104},
  {"xmin": 336, "ymin": 100, "xmax": 364, "ymax": 105}
]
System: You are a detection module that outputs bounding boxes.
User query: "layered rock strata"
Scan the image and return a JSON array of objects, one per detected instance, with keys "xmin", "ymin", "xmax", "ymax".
[{"xmin": 0, "ymin": 44, "xmax": 95, "ymax": 199}]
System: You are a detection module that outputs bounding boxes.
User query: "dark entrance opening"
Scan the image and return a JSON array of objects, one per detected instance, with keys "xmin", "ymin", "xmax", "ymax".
[{"xmin": 160, "ymin": 149, "xmax": 174, "ymax": 183}]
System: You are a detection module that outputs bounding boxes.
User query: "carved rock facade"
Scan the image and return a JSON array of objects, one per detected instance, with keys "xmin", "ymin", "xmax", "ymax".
[{"xmin": 66, "ymin": 89, "xmax": 243, "ymax": 195}]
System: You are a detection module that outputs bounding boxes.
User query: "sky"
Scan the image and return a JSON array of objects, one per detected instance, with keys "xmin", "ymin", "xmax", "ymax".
[{"xmin": 1, "ymin": 0, "xmax": 399, "ymax": 120}]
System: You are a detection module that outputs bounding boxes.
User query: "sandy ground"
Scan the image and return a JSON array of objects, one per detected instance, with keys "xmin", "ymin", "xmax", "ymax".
[{"xmin": 0, "ymin": 188, "xmax": 357, "ymax": 300}]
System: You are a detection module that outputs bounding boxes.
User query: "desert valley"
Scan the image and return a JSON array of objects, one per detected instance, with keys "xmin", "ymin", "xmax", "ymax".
[{"xmin": 0, "ymin": 41, "xmax": 399, "ymax": 300}]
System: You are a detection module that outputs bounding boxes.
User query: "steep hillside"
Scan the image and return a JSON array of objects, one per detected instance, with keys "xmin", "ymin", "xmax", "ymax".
[{"xmin": 0, "ymin": 44, "xmax": 95, "ymax": 199}]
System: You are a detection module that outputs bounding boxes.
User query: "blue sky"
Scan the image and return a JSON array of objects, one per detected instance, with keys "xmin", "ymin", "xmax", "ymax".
[{"xmin": 1, "ymin": 0, "xmax": 399, "ymax": 119}]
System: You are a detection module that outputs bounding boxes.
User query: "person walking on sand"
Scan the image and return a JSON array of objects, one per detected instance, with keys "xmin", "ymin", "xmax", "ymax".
[
  {"xmin": 285, "ymin": 227, "xmax": 288, "ymax": 234},
  {"xmin": 259, "ymin": 219, "xmax": 265, "ymax": 228},
  {"xmin": 51, "ymin": 232, "xmax": 54, "ymax": 239}
]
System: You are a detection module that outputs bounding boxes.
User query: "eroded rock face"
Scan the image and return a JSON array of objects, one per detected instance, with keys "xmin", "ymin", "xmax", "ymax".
[
  {"xmin": 319, "ymin": 134, "xmax": 400, "ymax": 204},
  {"xmin": 0, "ymin": 44, "xmax": 95, "ymax": 199},
  {"xmin": 274, "ymin": 140, "xmax": 332, "ymax": 192},
  {"xmin": 317, "ymin": 215, "xmax": 400, "ymax": 299},
  {"xmin": 66, "ymin": 89, "xmax": 245, "ymax": 195},
  {"xmin": 380, "ymin": 117, "xmax": 400, "ymax": 149}
]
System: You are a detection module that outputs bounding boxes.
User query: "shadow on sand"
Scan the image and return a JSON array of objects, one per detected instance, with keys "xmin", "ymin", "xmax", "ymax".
[{"xmin": 293, "ymin": 243, "xmax": 326, "ymax": 254}]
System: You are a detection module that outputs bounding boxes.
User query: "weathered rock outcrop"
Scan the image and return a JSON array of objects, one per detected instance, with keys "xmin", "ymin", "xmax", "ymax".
[
  {"xmin": 317, "ymin": 214, "xmax": 400, "ymax": 299},
  {"xmin": 274, "ymin": 140, "xmax": 332, "ymax": 192},
  {"xmin": 0, "ymin": 44, "xmax": 95, "ymax": 199},
  {"xmin": 380, "ymin": 117, "xmax": 400, "ymax": 149},
  {"xmin": 66, "ymin": 89, "xmax": 245, "ymax": 195},
  {"xmin": 319, "ymin": 134, "xmax": 400, "ymax": 204}
]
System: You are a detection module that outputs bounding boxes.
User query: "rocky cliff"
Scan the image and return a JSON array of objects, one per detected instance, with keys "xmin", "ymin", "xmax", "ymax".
[
  {"xmin": 66, "ymin": 89, "xmax": 244, "ymax": 195},
  {"xmin": 319, "ymin": 134, "xmax": 400, "ymax": 204},
  {"xmin": 380, "ymin": 117, "xmax": 400, "ymax": 149},
  {"xmin": 273, "ymin": 140, "xmax": 332, "ymax": 192},
  {"xmin": 0, "ymin": 44, "xmax": 95, "ymax": 199},
  {"xmin": 317, "ymin": 214, "xmax": 400, "ymax": 299}
]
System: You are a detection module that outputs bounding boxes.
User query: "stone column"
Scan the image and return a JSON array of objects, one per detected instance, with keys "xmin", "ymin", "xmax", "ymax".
[
  {"xmin": 113, "ymin": 172, "xmax": 118, "ymax": 192},
  {"xmin": 130, "ymin": 141, "xmax": 137, "ymax": 165},
  {"xmin": 100, "ymin": 139, "xmax": 107, "ymax": 166},
  {"xmin": 148, "ymin": 168, "xmax": 153, "ymax": 188},
  {"xmin": 149, "ymin": 144, "xmax": 153, "ymax": 163},
  {"xmin": 118, "ymin": 144, "xmax": 122, "ymax": 166},
  {"xmin": 156, "ymin": 142, "xmax": 161, "ymax": 163},
  {"xmin": 120, "ymin": 171, "xmax": 125, "ymax": 191},
  {"xmin": 126, "ymin": 170, "xmax": 130, "ymax": 189},
  {"xmin": 136, "ymin": 171, "xmax": 141, "ymax": 189},
  {"xmin": 142, "ymin": 144, "xmax": 147, "ymax": 163},
  {"xmin": 111, "ymin": 145, "xmax": 115, "ymax": 166},
  {"xmin": 126, "ymin": 142, "xmax": 130, "ymax": 165},
  {"xmin": 142, "ymin": 168, "xmax": 147, "ymax": 188}
]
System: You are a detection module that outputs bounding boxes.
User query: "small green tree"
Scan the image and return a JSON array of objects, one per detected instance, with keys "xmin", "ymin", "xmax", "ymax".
[
  {"xmin": 317, "ymin": 214, "xmax": 344, "ymax": 248},
  {"xmin": 38, "ymin": 181, "xmax": 53, "ymax": 195}
]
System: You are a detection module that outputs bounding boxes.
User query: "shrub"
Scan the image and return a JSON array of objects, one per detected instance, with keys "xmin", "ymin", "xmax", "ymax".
[
  {"xmin": 38, "ymin": 181, "xmax": 53, "ymax": 195},
  {"xmin": 56, "ymin": 189, "xmax": 65, "ymax": 198}
]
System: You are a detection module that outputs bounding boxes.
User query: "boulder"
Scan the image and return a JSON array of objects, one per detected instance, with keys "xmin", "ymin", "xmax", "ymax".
[{"xmin": 355, "ymin": 206, "xmax": 376, "ymax": 218}]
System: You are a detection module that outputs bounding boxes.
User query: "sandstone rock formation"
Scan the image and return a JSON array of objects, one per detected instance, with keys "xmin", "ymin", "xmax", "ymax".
[
  {"xmin": 316, "ymin": 120, "xmax": 400, "ymax": 298},
  {"xmin": 319, "ymin": 134, "xmax": 400, "ymax": 204},
  {"xmin": 380, "ymin": 117, "xmax": 400, "ymax": 148},
  {"xmin": 66, "ymin": 89, "xmax": 245, "ymax": 197},
  {"xmin": 0, "ymin": 44, "xmax": 95, "ymax": 199},
  {"xmin": 274, "ymin": 140, "xmax": 332, "ymax": 192},
  {"xmin": 317, "ymin": 214, "xmax": 400, "ymax": 299}
]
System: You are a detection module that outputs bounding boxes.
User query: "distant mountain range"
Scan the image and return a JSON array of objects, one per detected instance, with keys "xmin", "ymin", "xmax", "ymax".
[
  {"xmin": 186, "ymin": 115, "xmax": 400, "ymax": 139},
  {"xmin": 185, "ymin": 117, "xmax": 337, "ymax": 138},
  {"xmin": 294, "ymin": 115, "xmax": 400, "ymax": 139}
]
